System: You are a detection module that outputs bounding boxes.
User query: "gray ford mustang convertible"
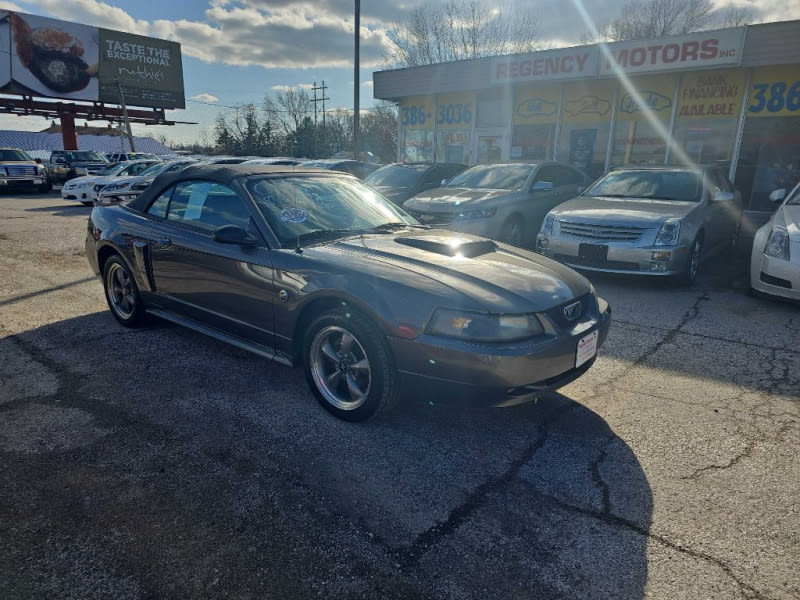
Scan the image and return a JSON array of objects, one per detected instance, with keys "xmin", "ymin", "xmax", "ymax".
[{"xmin": 86, "ymin": 164, "xmax": 611, "ymax": 421}]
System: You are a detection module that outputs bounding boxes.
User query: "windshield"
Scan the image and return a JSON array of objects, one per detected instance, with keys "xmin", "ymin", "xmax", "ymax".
[
  {"xmin": 65, "ymin": 151, "xmax": 108, "ymax": 162},
  {"xmin": 98, "ymin": 163, "xmax": 128, "ymax": 176},
  {"xmin": 446, "ymin": 165, "xmax": 533, "ymax": 190},
  {"xmin": 365, "ymin": 164, "xmax": 425, "ymax": 187},
  {"xmin": 0, "ymin": 149, "xmax": 33, "ymax": 161},
  {"xmin": 585, "ymin": 170, "xmax": 702, "ymax": 202},
  {"xmin": 128, "ymin": 153, "xmax": 159, "ymax": 160},
  {"xmin": 246, "ymin": 176, "xmax": 420, "ymax": 246}
]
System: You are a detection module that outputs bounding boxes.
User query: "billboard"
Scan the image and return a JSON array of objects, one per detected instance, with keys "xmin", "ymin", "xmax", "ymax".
[{"xmin": 0, "ymin": 10, "xmax": 184, "ymax": 109}]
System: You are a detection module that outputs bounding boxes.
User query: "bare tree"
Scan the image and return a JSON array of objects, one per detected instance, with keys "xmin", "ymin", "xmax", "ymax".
[
  {"xmin": 264, "ymin": 89, "xmax": 313, "ymax": 137},
  {"xmin": 717, "ymin": 3, "xmax": 753, "ymax": 28},
  {"xmin": 585, "ymin": 0, "xmax": 714, "ymax": 42},
  {"xmin": 387, "ymin": 0, "xmax": 540, "ymax": 67}
]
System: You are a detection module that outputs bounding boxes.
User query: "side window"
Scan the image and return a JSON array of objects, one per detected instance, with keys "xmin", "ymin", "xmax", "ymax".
[
  {"xmin": 534, "ymin": 166, "xmax": 558, "ymax": 186},
  {"xmin": 166, "ymin": 181, "xmax": 253, "ymax": 233},
  {"xmin": 560, "ymin": 166, "xmax": 585, "ymax": 186},
  {"xmin": 422, "ymin": 168, "xmax": 442, "ymax": 185},
  {"xmin": 147, "ymin": 186, "xmax": 174, "ymax": 218},
  {"xmin": 714, "ymin": 170, "xmax": 734, "ymax": 192}
]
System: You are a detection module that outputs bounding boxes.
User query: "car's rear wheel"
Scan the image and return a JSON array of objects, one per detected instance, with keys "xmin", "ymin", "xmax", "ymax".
[
  {"xmin": 500, "ymin": 216, "xmax": 524, "ymax": 246},
  {"xmin": 80, "ymin": 201, "xmax": 92, "ymax": 206},
  {"xmin": 677, "ymin": 236, "xmax": 703, "ymax": 286},
  {"xmin": 103, "ymin": 255, "xmax": 146, "ymax": 327},
  {"xmin": 304, "ymin": 309, "xmax": 398, "ymax": 421}
]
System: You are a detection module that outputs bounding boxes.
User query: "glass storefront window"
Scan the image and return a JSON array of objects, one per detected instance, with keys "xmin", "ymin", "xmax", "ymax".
[
  {"xmin": 669, "ymin": 69, "xmax": 745, "ymax": 167},
  {"xmin": 403, "ymin": 129, "xmax": 434, "ymax": 163},
  {"xmin": 610, "ymin": 75, "xmax": 676, "ymax": 167},
  {"xmin": 436, "ymin": 92, "xmax": 475, "ymax": 164},
  {"xmin": 557, "ymin": 81, "xmax": 616, "ymax": 180},
  {"xmin": 437, "ymin": 131, "xmax": 471, "ymax": 163},
  {"xmin": 736, "ymin": 65, "xmax": 800, "ymax": 212},
  {"xmin": 512, "ymin": 84, "xmax": 560, "ymax": 162}
]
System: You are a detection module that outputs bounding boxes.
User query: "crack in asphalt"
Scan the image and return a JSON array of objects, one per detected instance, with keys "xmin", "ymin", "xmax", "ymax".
[
  {"xmin": 391, "ymin": 400, "xmax": 577, "ymax": 570},
  {"xmin": 512, "ymin": 481, "xmax": 778, "ymax": 600},
  {"xmin": 589, "ymin": 437, "xmax": 614, "ymax": 515}
]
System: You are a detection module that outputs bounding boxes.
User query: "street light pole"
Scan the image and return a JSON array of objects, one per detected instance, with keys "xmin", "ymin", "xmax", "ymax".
[{"xmin": 353, "ymin": 0, "xmax": 360, "ymax": 159}]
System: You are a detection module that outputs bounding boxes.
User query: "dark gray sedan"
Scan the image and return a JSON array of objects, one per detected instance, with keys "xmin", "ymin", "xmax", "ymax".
[
  {"xmin": 86, "ymin": 164, "xmax": 610, "ymax": 421},
  {"xmin": 403, "ymin": 162, "xmax": 588, "ymax": 247}
]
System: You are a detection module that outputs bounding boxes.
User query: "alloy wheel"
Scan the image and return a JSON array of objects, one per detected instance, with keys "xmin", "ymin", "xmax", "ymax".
[
  {"xmin": 310, "ymin": 325, "xmax": 372, "ymax": 411},
  {"xmin": 106, "ymin": 262, "xmax": 136, "ymax": 320}
]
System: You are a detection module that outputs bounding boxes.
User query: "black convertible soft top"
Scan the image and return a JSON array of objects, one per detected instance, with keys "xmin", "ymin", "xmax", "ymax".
[{"xmin": 127, "ymin": 163, "xmax": 341, "ymax": 212}]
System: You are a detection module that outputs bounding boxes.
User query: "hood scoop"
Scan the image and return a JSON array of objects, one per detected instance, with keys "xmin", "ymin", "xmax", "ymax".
[{"xmin": 395, "ymin": 235, "xmax": 497, "ymax": 258}]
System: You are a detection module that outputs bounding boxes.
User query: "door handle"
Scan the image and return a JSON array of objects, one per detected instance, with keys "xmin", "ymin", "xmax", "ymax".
[{"xmin": 156, "ymin": 238, "xmax": 172, "ymax": 248}]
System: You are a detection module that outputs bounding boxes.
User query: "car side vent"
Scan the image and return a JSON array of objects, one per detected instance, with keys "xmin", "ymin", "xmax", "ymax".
[{"xmin": 395, "ymin": 236, "xmax": 497, "ymax": 258}]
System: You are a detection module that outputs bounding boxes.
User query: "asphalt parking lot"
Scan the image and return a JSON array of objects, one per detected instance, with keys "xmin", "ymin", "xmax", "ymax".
[{"xmin": 1, "ymin": 193, "xmax": 798, "ymax": 600}]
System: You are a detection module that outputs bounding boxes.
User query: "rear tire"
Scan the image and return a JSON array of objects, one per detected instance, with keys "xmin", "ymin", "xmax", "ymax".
[
  {"xmin": 303, "ymin": 309, "xmax": 399, "ymax": 421},
  {"xmin": 103, "ymin": 255, "xmax": 147, "ymax": 327}
]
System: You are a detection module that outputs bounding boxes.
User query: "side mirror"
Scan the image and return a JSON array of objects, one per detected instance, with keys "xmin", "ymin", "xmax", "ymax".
[
  {"xmin": 769, "ymin": 188, "xmax": 786, "ymax": 203},
  {"xmin": 712, "ymin": 190, "xmax": 734, "ymax": 203},
  {"xmin": 531, "ymin": 181, "xmax": 553, "ymax": 193},
  {"xmin": 213, "ymin": 225, "xmax": 259, "ymax": 247}
]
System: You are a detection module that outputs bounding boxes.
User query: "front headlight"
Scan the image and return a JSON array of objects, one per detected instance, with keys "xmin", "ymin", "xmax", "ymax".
[
  {"xmin": 426, "ymin": 308, "xmax": 543, "ymax": 342},
  {"xmin": 457, "ymin": 208, "xmax": 497, "ymax": 220},
  {"xmin": 35, "ymin": 165, "xmax": 45, "ymax": 174},
  {"xmin": 0, "ymin": 167, "xmax": 7, "ymax": 176},
  {"xmin": 764, "ymin": 228, "xmax": 790, "ymax": 260},
  {"xmin": 655, "ymin": 218, "xmax": 681, "ymax": 246},
  {"xmin": 541, "ymin": 214, "xmax": 555, "ymax": 235},
  {"xmin": 104, "ymin": 182, "xmax": 128, "ymax": 192}
]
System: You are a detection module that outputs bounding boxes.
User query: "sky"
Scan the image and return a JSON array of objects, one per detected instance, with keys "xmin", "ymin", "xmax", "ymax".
[{"xmin": 0, "ymin": 0, "xmax": 796, "ymax": 145}]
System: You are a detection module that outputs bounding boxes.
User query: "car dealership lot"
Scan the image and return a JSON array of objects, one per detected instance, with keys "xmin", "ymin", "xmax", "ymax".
[{"xmin": 1, "ymin": 194, "xmax": 797, "ymax": 599}]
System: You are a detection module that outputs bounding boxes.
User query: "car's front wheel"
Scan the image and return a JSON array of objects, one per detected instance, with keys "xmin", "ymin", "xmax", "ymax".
[
  {"xmin": 303, "ymin": 309, "xmax": 399, "ymax": 421},
  {"xmin": 677, "ymin": 236, "xmax": 703, "ymax": 285},
  {"xmin": 103, "ymin": 255, "xmax": 147, "ymax": 327}
]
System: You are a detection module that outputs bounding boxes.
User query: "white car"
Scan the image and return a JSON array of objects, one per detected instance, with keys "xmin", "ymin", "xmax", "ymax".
[
  {"xmin": 750, "ymin": 183, "xmax": 800, "ymax": 301},
  {"xmin": 61, "ymin": 160, "xmax": 160, "ymax": 205}
]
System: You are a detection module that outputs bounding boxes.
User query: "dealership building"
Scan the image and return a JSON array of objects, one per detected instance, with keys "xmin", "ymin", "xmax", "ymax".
[{"xmin": 373, "ymin": 20, "xmax": 800, "ymax": 224}]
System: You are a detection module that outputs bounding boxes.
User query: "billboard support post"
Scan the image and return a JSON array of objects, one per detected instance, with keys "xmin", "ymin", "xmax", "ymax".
[
  {"xmin": 115, "ymin": 79, "xmax": 136, "ymax": 152},
  {"xmin": 60, "ymin": 113, "xmax": 78, "ymax": 150}
]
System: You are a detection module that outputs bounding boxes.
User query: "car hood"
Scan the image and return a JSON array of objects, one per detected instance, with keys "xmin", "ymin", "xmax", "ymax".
[
  {"xmin": 549, "ymin": 195, "xmax": 697, "ymax": 226},
  {"xmin": 64, "ymin": 175, "xmax": 104, "ymax": 187},
  {"xmin": 313, "ymin": 230, "xmax": 589, "ymax": 312},
  {"xmin": 405, "ymin": 187, "xmax": 515, "ymax": 211}
]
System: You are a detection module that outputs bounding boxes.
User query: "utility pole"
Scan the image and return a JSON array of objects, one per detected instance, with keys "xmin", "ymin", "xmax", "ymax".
[
  {"xmin": 353, "ymin": 0, "xmax": 360, "ymax": 159},
  {"xmin": 115, "ymin": 78, "xmax": 136, "ymax": 152},
  {"xmin": 311, "ymin": 80, "xmax": 329, "ymax": 157}
]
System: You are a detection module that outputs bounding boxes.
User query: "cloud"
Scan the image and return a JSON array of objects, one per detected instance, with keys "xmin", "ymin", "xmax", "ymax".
[
  {"xmin": 362, "ymin": 81, "xmax": 374, "ymax": 88},
  {"xmin": 271, "ymin": 85, "xmax": 295, "ymax": 92},
  {"xmin": 190, "ymin": 93, "xmax": 219, "ymax": 102}
]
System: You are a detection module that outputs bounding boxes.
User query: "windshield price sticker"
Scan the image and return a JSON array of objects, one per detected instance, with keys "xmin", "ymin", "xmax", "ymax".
[
  {"xmin": 576, "ymin": 330, "xmax": 598, "ymax": 368},
  {"xmin": 279, "ymin": 208, "xmax": 309, "ymax": 223}
]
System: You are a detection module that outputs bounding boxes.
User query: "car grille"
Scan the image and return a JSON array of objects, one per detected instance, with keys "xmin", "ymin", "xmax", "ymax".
[
  {"xmin": 6, "ymin": 165, "xmax": 36, "ymax": 176},
  {"xmin": 544, "ymin": 293, "xmax": 593, "ymax": 330},
  {"xmin": 558, "ymin": 220, "xmax": 644, "ymax": 243},
  {"xmin": 406, "ymin": 210, "xmax": 455, "ymax": 226}
]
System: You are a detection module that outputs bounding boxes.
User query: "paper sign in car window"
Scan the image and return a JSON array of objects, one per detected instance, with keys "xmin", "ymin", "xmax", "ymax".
[{"xmin": 184, "ymin": 182, "xmax": 210, "ymax": 220}]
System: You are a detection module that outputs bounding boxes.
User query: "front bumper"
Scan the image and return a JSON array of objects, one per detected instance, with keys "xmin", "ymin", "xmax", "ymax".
[
  {"xmin": 750, "ymin": 245, "xmax": 800, "ymax": 301},
  {"xmin": 537, "ymin": 234, "xmax": 689, "ymax": 276},
  {"xmin": 62, "ymin": 186, "xmax": 92, "ymax": 201},
  {"xmin": 0, "ymin": 176, "xmax": 46, "ymax": 189},
  {"xmin": 389, "ymin": 298, "xmax": 611, "ymax": 404}
]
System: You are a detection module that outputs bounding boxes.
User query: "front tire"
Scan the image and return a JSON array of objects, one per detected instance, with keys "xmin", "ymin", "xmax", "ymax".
[
  {"xmin": 303, "ymin": 309, "xmax": 399, "ymax": 421},
  {"xmin": 500, "ymin": 216, "xmax": 524, "ymax": 246},
  {"xmin": 103, "ymin": 255, "xmax": 146, "ymax": 327},
  {"xmin": 677, "ymin": 236, "xmax": 703, "ymax": 286}
]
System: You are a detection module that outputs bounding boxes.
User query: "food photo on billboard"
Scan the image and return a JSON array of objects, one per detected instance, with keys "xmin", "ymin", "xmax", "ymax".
[{"xmin": 7, "ymin": 11, "xmax": 99, "ymax": 101}]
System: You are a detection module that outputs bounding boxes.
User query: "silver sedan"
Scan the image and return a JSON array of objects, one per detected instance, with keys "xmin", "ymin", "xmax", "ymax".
[
  {"xmin": 536, "ymin": 166, "xmax": 742, "ymax": 284},
  {"xmin": 750, "ymin": 183, "xmax": 800, "ymax": 301}
]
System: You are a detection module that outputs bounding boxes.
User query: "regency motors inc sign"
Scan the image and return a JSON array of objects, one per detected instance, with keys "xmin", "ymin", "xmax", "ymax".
[
  {"xmin": 491, "ymin": 28, "xmax": 745, "ymax": 84},
  {"xmin": 0, "ymin": 11, "xmax": 184, "ymax": 109}
]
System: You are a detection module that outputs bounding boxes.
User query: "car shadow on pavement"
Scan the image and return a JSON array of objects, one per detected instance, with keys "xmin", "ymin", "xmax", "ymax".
[
  {"xmin": 1, "ymin": 312, "xmax": 653, "ymax": 600},
  {"xmin": 24, "ymin": 204, "xmax": 92, "ymax": 217}
]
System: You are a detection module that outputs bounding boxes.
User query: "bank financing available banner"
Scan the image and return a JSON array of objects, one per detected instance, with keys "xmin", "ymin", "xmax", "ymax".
[{"xmin": 0, "ymin": 11, "xmax": 184, "ymax": 109}]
